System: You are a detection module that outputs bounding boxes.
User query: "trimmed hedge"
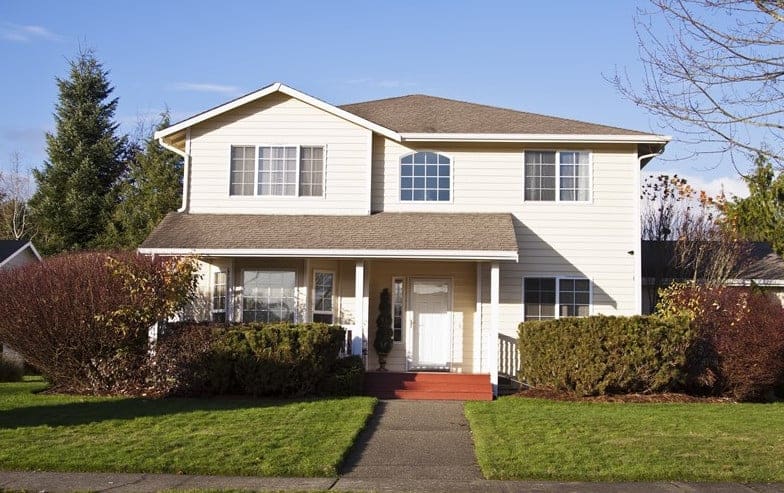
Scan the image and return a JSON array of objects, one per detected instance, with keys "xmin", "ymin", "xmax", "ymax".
[
  {"xmin": 518, "ymin": 315, "xmax": 693, "ymax": 396},
  {"xmin": 153, "ymin": 322, "xmax": 361, "ymax": 397}
]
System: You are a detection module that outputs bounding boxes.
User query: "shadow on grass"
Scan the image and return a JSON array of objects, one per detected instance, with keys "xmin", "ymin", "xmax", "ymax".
[{"xmin": 0, "ymin": 394, "xmax": 354, "ymax": 430}]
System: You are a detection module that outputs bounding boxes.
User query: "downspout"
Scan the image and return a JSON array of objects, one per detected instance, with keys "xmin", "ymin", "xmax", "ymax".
[
  {"xmin": 635, "ymin": 146, "xmax": 666, "ymax": 313},
  {"xmin": 158, "ymin": 128, "xmax": 191, "ymax": 212}
]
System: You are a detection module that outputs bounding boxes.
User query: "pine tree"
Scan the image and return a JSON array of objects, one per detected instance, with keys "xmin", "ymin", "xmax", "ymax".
[
  {"xmin": 29, "ymin": 50, "xmax": 126, "ymax": 254},
  {"xmin": 100, "ymin": 112, "xmax": 183, "ymax": 249}
]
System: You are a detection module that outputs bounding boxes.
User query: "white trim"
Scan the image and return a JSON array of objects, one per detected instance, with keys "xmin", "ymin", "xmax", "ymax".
[
  {"xmin": 398, "ymin": 150, "xmax": 455, "ymax": 204},
  {"xmin": 522, "ymin": 150, "xmax": 592, "ymax": 204},
  {"xmin": 138, "ymin": 247, "xmax": 519, "ymax": 261},
  {"xmin": 474, "ymin": 263, "xmax": 483, "ymax": 376},
  {"xmin": 365, "ymin": 130, "xmax": 372, "ymax": 214},
  {"xmin": 401, "ymin": 133, "xmax": 671, "ymax": 144},
  {"xmin": 155, "ymin": 82, "xmax": 402, "ymax": 142},
  {"xmin": 312, "ymin": 269, "xmax": 336, "ymax": 324},
  {"xmin": 521, "ymin": 276, "xmax": 593, "ymax": 321},
  {"xmin": 0, "ymin": 241, "xmax": 42, "ymax": 269},
  {"xmin": 158, "ymin": 132, "xmax": 190, "ymax": 213},
  {"xmin": 354, "ymin": 261, "xmax": 367, "ymax": 368},
  {"xmin": 490, "ymin": 263, "xmax": 500, "ymax": 396}
]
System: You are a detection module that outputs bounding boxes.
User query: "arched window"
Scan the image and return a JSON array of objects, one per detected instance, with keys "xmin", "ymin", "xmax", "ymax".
[{"xmin": 400, "ymin": 152, "xmax": 451, "ymax": 201}]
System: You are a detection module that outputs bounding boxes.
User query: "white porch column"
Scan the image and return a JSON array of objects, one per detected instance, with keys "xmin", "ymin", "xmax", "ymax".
[
  {"xmin": 354, "ymin": 260, "xmax": 367, "ymax": 365},
  {"xmin": 490, "ymin": 262, "xmax": 500, "ymax": 396},
  {"xmin": 473, "ymin": 263, "xmax": 483, "ymax": 374},
  {"xmin": 303, "ymin": 258, "xmax": 311, "ymax": 323}
]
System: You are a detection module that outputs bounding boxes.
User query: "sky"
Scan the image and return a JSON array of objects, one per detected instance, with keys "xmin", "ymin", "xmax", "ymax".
[{"xmin": 0, "ymin": 0, "xmax": 752, "ymax": 198}]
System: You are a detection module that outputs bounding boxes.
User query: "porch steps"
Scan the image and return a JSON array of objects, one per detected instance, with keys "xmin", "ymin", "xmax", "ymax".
[{"xmin": 363, "ymin": 372, "xmax": 493, "ymax": 401}]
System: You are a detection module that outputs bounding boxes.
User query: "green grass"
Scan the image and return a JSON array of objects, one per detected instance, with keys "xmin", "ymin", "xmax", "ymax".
[
  {"xmin": 465, "ymin": 396, "xmax": 784, "ymax": 482},
  {"xmin": 0, "ymin": 377, "xmax": 375, "ymax": 477}
]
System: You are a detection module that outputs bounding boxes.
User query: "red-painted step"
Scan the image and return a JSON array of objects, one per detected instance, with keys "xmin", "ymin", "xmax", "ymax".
[{"xmin": 363, "ymin": 372, "xmax": 493, "ymax": 401}]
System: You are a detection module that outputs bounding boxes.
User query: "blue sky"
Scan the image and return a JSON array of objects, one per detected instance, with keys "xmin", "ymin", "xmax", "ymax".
[{"xmin": 0, "ymin": 0, "xmax": 748, "ymax": 196}]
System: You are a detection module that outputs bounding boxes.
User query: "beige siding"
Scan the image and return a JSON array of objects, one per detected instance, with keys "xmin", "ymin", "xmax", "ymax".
[
  {"xmin": 373, "ymin": 138, "xmax": 644, "ymax": 332},
  {"xmin": 188, "ymin": 93, "xmax": 371, "ymax": 215},
  {"xmin": 0, "ymin": 248, "xmax": 37, "ymax": 270}
]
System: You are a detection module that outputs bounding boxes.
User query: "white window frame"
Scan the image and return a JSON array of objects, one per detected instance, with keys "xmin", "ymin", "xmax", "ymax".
[
  {"xmin": 312, "ymin": 270, "xmax": 335, "ymax": 324},
  {"xmin": 398, "ymin": 151, "xmax": 454, "ymax": 204},
  {"xmin": 522, "ymin": 150, "xmax": 592, "ymax": 203},
  {"xmin": 211, "ymin": 269, "xmax": 228, "ymax": 323},
  {"xmin": 240, "ymin": 268, "xmax": 298, "ymax": 323},
  {"xmin": 391, "ymin": 277, "xmax": 405, "ymax": 344},
  {"xmin": 227, "ymin": 144, "xmax": 327, "ymax": 199},
  {"xmin": 521, "ymin": 276, "xmax": 593, "ymax": 321}
]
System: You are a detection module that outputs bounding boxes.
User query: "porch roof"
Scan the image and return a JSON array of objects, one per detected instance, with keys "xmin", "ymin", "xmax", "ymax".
[{"xmin": 139, "ymin": 212, "xmax": 519, "ymax": 261}]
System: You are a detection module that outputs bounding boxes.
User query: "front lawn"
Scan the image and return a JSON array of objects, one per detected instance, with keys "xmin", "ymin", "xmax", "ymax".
[
  {"xmin": 0, "ymin": 378, "xmax": 375, "ymax": 477},
  {"xmin": 465, "ymin": 396, "xmax": 784, "ymax": 482}
]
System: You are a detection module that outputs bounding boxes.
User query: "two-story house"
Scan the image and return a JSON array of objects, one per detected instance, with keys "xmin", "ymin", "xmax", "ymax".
[{"xmin": 140, "ymin": 82, "xmax": 669, "ymax": 396}]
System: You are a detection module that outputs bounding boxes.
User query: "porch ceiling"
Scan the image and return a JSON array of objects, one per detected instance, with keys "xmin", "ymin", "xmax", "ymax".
[{"xmin": 139, "ymin": 212, "xmax": 519, "ymax": 261}]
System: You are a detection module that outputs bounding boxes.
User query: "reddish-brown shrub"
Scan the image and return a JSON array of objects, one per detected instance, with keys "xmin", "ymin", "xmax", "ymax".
[
  {"xmin": 0, "ymin": 252, "xmax": 198, "ymax": 394},
  {"xmin": 658, "ymin": 283, "xmax": 784, "ymax": 401}
]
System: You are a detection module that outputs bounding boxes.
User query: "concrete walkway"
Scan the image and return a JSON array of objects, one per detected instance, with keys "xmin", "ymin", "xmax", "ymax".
[{"xmin": 340, "ymin": 400, "xmax": 482, "ymax": 480}]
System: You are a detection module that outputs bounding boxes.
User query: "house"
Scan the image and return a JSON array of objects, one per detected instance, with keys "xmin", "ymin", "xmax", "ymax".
[
  {"xmin": 0, "ymin": 240, "xmax": 42, "ymax": 367},
  {"xmin": 642, "ymin": 240, "xmax": 784, "ymax": 313},
  {"xmin": 140, "ymin": 82, "xmax": 669, "ymax": 397}
]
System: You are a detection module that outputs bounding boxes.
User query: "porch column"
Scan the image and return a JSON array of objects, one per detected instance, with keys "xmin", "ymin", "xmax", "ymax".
[
  {"xmin": 490, "ymin": 262, "xmax": 500, "ymax": 396},
  {"xmin": 354, "ymin": 260, "xmax": 368, "ymax": 366},
  {"xmin": 473, "ymin": 263, "xmax": 483, "ymax": 374}
]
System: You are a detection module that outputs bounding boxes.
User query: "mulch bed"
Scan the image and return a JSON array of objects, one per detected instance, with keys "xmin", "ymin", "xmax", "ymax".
[{"xmin": 514, "ymin": 387, "xmax": 734, "ymax": 403}]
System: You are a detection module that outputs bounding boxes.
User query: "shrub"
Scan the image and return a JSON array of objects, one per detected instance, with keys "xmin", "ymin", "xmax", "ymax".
[
  {"xmin": 518, "ymin": 315, "xmax": 693, "ymax": 396},
  {"xmin": 319, "ymin": 355, "xmax": 365, "ymax": 396},
  {"xmin": 0, "ymin": 355, "xmax": 23, "ymax": 382},
  {"xmin": 658, "ymin": 283, "xmax": 784, "ymax": 401},
  {"xmin": 0, "ymin": 252, "xmax": 198, "ymax": 394},
  {"xmin": 153, "ymin": 322, "xmax": 350, "ymax": 397}
]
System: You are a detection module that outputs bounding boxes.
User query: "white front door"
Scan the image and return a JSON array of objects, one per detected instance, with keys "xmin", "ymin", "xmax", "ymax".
[{"xmin": 410, "ymin": 279, "xmax": 452, "ymax": 370}]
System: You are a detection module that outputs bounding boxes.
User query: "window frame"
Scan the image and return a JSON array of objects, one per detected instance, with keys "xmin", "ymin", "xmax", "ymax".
[
  {"xmin": 398, "ymin": 151, "xmax": 454, "ymax": 204},
  {"xmin": 240, "ymin": 268, "xmax": 298, "ymax": 323},
  {"xmin": 228, "ymin": 144, "xmax": 327, "ymax": 199},
  {"xmin": 522, "ymin": 150, "xmax": 592, "ymax": 204},
  {"xmin": 312, "ymin": 269, "xmax": 335, "ymax": 324},
  {"xmin": 522, "ymin": 276, "xmax": 593, "ymax": 321},
  {"xmin": 210, "ymin": 269, "xmax": 228, "ymax": 323}
]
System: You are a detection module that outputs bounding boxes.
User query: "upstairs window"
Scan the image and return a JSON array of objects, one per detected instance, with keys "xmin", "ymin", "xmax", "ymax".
[
  {"xmin": 400, "ymin": 152, "xmax": 451, "ymax": 202},
  {"xmin": 524, "ymin": 151, "xmax": 590, "ymax": 202},
  {"xmin": 229, "ymin": 145, "xmax": 325, "ymax": 197}
]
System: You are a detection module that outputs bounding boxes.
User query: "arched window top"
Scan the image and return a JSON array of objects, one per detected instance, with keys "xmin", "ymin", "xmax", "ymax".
[{"xmin": 400, "ymin": 152, "xmax": 451, "ymax": 202}]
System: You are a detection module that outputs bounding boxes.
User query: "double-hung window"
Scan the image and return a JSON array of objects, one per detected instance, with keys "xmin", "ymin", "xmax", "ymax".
[
  {"xmin": 524, "ymin": 277, "xmax": 590, "ymax": 321},
  {"xmin": 211, "ymin": 271, "xmax": 227, "ymax": 323},
  {"xmin": 242, "ymin": 270, "xmax": 296, "ymax": 323},
  {"xmin": 229, "ymin": 145, "xmax": 325, "ymax": 197},
  {"xmin": 524, "ymin": 151, "xmax": 590, "ymax": 202}
]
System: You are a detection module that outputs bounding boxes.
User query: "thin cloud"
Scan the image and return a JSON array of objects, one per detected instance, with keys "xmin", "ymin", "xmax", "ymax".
[
  {"xmin": 2, "ymin": 23, "xmax": 62, "ymax": 43},
  {"xmin": 170, "ymin": 82, "xmax": 240, "ymax": 94}
]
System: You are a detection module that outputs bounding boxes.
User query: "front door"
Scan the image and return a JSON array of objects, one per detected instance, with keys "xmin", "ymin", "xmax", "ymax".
[{"xmin": 410, "ymin": 279, "xmax": 452, "ymax": 370}]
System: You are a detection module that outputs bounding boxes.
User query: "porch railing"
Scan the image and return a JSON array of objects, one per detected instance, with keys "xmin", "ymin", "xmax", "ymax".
[
  {"xmin": 339, "ymin": 328, "xmax": 353, "ymax": 358},
  {"xmin": 498, "ymin": 333, "xmax": 519, "ymax": 380}
]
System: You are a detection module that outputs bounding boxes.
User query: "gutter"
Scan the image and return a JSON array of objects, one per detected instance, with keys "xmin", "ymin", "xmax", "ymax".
[{"xmin": 157, "ymin": 128, "xmax": 191, "ymax": 213}]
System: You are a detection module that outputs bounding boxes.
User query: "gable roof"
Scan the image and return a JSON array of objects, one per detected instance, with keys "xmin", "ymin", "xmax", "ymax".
[
  {"xmin": 339, "ymin": 94, "xmax": 655, "ymax": 137},
  {"xmin": 0, "ymin": 240, "xmax": 41, "ymax": 268},
  {"xmin": 154, "ymin": 82, "xmax": 669, "ymax": 146},
  {"xmin": 139, "ymin": 212, "xmax": 519, "ymax": 261}
]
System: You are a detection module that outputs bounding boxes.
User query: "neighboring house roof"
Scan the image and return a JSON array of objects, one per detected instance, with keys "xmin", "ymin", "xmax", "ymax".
[
  {"xmin": 339, "ymin": 94, "xmax": 652, "ymax": 137},
  {"xmin": 154, "ymin": 82, "xmax": 670, "ymax": 147},
  {"xmin": 139, "ymin": 212, "xmax": 519, "ymax": 261},
  {"xmin": 642, "ymin": 240, "xmax": 784, "ymax": 285},
  {"xmin": 0, "ymin": 240, "xmax": 42, "ymax": 269}
]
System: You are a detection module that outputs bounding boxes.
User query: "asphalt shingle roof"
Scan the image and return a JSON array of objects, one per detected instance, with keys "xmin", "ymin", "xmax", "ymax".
[{"xmin": 141, "ymin": 212, "xmax": 519, "ymax": 254}]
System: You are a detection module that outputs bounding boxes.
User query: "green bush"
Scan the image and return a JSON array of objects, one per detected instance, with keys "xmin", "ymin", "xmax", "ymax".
[
  {"xmin": 518, "ymin": 315, "xmax": 693, "ymax": 396},
  {"xmin": 0, "ymin": 355, "xmax": 23, "ymax": 382},
  {"xmin": 319, "ymin": 355, "xmax": 365, "ymax": 396},
  {"xmin": 155, "ymin": 322, "xmax": 351, "ymax": 397}
]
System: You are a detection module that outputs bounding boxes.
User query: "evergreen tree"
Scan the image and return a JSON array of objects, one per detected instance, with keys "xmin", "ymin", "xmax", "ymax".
[
  {"xmin": 101, "ymin": 112, "xmax": 183, "ymax": 249},
  {"xmin": 723, "ymin": 155, "xmax": 784, "ymax": 256},
  {"xmin": 29, "ymin": 50, "xmax": 126, "ymax": 254}
]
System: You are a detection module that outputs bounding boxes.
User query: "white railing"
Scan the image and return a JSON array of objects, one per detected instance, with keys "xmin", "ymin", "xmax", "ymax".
[{"xmin": 498, "ymin": 333, "xmax": 519, "ymax": 380}]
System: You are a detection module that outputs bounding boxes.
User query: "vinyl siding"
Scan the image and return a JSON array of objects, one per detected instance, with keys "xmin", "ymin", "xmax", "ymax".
[
  {"xmin": 187, "ymin": 93, "xmax": 371, "ymax": 215},
  {"xmin": 372, "ymin": 137, "xmax": 641, "ymax": 330},
  {"xmin": 0, "ymin": 249, "xmax": 37, "ymax": 270}
]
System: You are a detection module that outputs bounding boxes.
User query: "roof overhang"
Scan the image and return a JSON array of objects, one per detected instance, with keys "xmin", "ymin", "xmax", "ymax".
[
  {"xmin": 154, "ymin": 82, "xmax": 402, "ymax": 144},
  {"xmin": 0, "ymin": 241, "xmax": 42, "ymax": 268},
  {"xmin": 138, "ymin": 247, "xmax": 518, "ymax": 262},
  {"xmin": 400, "ymin": 133, "xmax": 672, "ymax": 144}
]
